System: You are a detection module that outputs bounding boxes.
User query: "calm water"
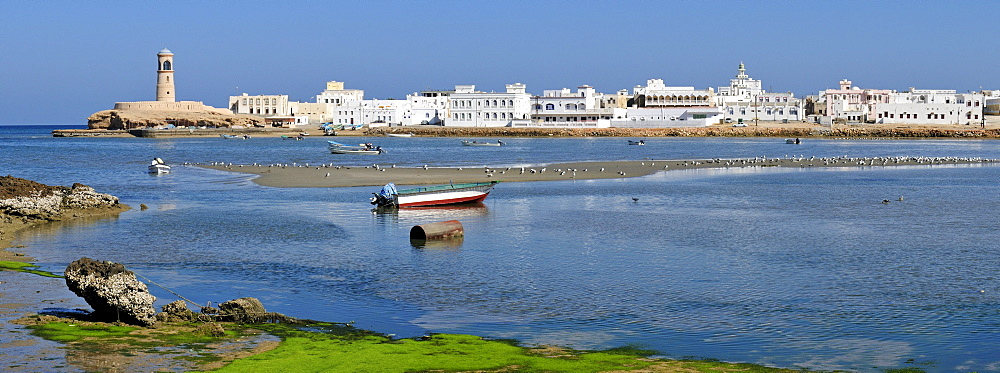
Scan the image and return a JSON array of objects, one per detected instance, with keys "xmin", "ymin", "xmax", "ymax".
[{"xmin": 3, "ymin": 125, "xmax": 999, "ymax": 372}]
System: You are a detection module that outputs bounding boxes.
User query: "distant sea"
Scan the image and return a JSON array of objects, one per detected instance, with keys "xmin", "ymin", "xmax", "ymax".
[{"xmin": 3, "ymin": 124, "xmax": 1000, "ymax": 372}]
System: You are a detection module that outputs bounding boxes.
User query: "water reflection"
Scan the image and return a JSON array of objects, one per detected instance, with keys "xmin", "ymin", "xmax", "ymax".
[
  {"xmin": 371, "ymin": 203, "xmax": 490, "ymax": 224},
  {"xmin": 410, "ymin": 236, "xmax": 464, "ymax": 250}
]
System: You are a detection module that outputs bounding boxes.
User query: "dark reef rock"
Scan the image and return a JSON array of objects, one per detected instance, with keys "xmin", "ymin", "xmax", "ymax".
[{"xmin": 64, "ymin": 257, "xmax": 157, "ymax": 326}]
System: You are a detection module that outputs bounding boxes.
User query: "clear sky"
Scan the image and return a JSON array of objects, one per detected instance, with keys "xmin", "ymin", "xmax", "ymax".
[{"xmin": 2, "ymin": 0, "xmax": 997, "ymax": 125}]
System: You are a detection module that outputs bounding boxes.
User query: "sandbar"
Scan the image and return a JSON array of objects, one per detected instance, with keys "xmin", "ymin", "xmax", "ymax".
[{"xmin": 197, "ymin": 156, "xmax": 996, "ymax": 188}]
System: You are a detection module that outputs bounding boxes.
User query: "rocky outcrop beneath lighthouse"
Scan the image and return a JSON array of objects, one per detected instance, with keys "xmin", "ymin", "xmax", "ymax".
[{"xmin": 87, "ymin": 109, "xmax": 263, "ymax": 130}]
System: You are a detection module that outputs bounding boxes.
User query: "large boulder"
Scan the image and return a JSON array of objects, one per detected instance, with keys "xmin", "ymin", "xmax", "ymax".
[{"xmin": 64, "ymin": 258, "xmax": 157, "ymax": 326}]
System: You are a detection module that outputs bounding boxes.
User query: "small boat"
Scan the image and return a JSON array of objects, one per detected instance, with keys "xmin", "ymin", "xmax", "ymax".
[
  {"xmin": 299, "ymin": 132, "xmax": 310, "ymax": 136},
  {"xmin": 328, "ymin": 141, "xmax": 385, "ymax": 154},
  {"xmin": 785, "ymin": 138, "xmax": 801, "ymax": 144},
  {"xmin": 282, "ymin": 135, "xmax": 304, "ymax": 140},
  {"xmin": 628, "ymin": 140, "xmax": 646, "ymax": 145},
  {"xmin": 220, "ymin": 134, "xmax": 250, "ymax": 139},
  {"xmin": 148, "ymin": 158, "xmax": 170, "ymax": 174},
  {"xmin": 371, "ymin": 181, "xmax": 499, "ymax": 208},
  {"xmin": 387, "ymin": 133, "xmax": 414, "ymax": 137},
  {"xmin": 462, "ymin": 140, "xmax": 504, "ymax": 147}
]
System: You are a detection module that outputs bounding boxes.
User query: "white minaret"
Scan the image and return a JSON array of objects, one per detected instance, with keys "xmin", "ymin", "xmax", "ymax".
[{"xmin": 156, "ymin": 48, "xmax": 175, "ymax": 102}]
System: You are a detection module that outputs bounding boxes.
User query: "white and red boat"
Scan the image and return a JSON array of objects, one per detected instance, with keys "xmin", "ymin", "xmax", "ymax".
[{"xmin": 370, "ymin": 181, "xmax": 499, "ymax": 208}]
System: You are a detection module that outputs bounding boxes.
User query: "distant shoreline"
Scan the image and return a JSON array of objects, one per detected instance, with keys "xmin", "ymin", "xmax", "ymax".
[{"xmin": 46, "ymin": 116, "xmax": 1000, "ymax": 139}]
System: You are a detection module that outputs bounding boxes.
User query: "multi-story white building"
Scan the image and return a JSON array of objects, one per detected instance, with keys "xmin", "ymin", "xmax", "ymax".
[
  {"xmin": 609, "ymin": 79, "xmax": 722, "ymax": 127},
  {"xmin": 229, "ymin": 94, "xmax": 292, "ymax": 116},
  {"xmin": 316, "ymin": 81, "xmax": 364, "ymax": 106},
  {"xmin": 406, "ymin": 90, "xmax": 452, "ymax": 125},
  {"xmin": 716, "ymin": 63, "xmax": 803, "ymax": 124},
  {"xmin": 819, "ymin": 79, "xmax": 893, "ymax": 123},
  {"xmin": 984, "ymin": 90, "xmax": 1000, "ymax": 116},
  {"xmin": 446, "ymin": 84, "xmax": 531, "ymax": 127},
  {"xmin": 873, "ymin": 89, "xmax": 984, "ymax": 125},
  {"xmin": 522, "ymin": 85, "xmax": 618, "ymax": 128}
]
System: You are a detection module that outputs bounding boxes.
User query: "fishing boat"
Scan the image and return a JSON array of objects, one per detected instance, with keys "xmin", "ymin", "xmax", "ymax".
[
  {"xmin": 386, "ymin": 133, "xmax": 414, "ymax": 137},
  {"xmin": 371, "ymin": 181, "xmax": 499, "ymax": 208},
  {"xmin": 148, "ymin": 158, "xmax": 170, "ymax": 174},
  {"xmin": 785, "ymin": 138, "xmax": 801, "ymax": 144},
  {"xmin": 328, "ymin": 141, "xmax": 385, "ymax": 154},
  {"xmin": 220, "ymin": 134, "xmax": 251, "ymax": 139},
  {"xmin": 462, "ymin": 140, "xmax": 504, "ymax": 147},
  {"xmin": 628, "ymin": 140, "xmax": 646, "ymax": 145}
]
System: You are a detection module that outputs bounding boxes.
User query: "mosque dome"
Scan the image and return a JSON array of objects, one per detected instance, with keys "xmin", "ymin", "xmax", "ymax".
[{"xmin": 158, "ymin": 48, "xmax": 173, "ymax": 55}]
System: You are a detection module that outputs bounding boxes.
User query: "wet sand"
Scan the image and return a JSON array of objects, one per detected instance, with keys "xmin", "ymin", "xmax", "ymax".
[{"xmin": 198, "ymin": 156, "xmax": 998, "ymax": 188}]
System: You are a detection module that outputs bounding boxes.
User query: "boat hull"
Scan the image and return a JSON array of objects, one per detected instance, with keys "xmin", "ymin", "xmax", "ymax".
[
  {"xmin": 462, "ymin": 140, "xmax": 503, "ymax": 147},
  {"xmin": 148, "ymin": 165, "xmax": 171, "ymax": 174},
  {"xmin": 397, "ymin": 190, "xmax": 490, "ymax": 207},
  {"xmin": 330, "ymin": 148, "xmax": 382, "ymax": 154}
]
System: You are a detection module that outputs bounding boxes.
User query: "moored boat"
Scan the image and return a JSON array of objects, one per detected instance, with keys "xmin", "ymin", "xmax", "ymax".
[
  {"xmin": 387, "ymin": 133, "xmax": 414, "ymax": 137},
  {"xmin": 462, "ymin": 140, "xmax": 504, "ymax": 147},
  {"xmin": 371, "ymin": 181, "xmax": 499, "ymax": 208},
  {"xmin": 786, "ymin": 138, "xmax": 801, "ymax": 144},
  {"xmin": 328, "ymin": 141, "xmax": 385, "ymax": 154},
  {"xmin": 148, "ymin": 157, "xmax": 170, "ymax": 174},
  {"xmin": 628, "ymin": 140, "xmax": 645, "ymax": 145}
]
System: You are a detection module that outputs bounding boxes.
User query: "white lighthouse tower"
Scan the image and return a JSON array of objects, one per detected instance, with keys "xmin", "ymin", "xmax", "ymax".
[{"xmin": 156, "ymin": 48, "xmax": 175, "ymax": 102}]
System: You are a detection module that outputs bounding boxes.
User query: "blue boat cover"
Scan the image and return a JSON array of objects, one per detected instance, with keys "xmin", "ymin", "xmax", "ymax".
[{"xmin": 378, "ymin": 183, "xmax": 397, "ymax": 199}]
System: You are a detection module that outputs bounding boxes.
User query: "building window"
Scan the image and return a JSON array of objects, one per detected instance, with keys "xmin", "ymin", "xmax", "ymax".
[{"xmin": 545, "ymin": 104, "xmax": 555, "ymax": 110}]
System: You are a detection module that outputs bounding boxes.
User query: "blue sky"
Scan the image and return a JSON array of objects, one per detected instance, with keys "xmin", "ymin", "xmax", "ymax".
[{"xmin": 2, "ymin": 1, "xmax": 996, "ymax": 124}]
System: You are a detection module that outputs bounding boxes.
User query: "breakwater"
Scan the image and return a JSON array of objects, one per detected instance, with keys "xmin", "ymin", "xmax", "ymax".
[{"xmin": 369, "ymin": 125, "xmax": 1000, "ymax": 138}]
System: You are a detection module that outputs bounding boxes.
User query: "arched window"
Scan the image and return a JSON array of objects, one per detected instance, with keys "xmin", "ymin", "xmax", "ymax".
[
  {"xmin": 534, "ymin": 104, "xmax": 542, "ymax": 110},
  {"xmin": 579, "ymin": 104, "xmax": 586, "ymax": 110},
  {"xmin": 508, "ymin": 100, "xmax": 513, "ymax": 106},
  {"xmin": 162, "ymin": 61, "xmax": 171, "ymax": 70},
  {"xmin": 565, "ymin": 104, "xmax": 573, "ymax": 110},
  {"xmin": 493, "ymin": 100, "xmax": 498, "ymax": 107},
  {"xmin": 493, "ymin": 113, "xmax": 498, "ymax": 119},
  {"xmin": 545, "ymin": 104, "xmax": 555, "ymax": 110},
  {"xmin": 501, "ymin": 113, "xmax": 506, "ymax": 119}
]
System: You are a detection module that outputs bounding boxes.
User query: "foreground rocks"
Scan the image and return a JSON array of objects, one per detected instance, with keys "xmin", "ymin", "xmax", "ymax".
[
  {"xmin": 0, "ymin": 176, "xmax": 129, "ymax": 245},
  {"xmin": 64, "ymin": 258, "xmax": 158, "ymax": 326}
]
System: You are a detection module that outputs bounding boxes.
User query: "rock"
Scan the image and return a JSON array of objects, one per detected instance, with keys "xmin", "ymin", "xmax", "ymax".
[
  {"xmin": 194, "ymin": 322, "xmax": 226, "ymax": 337},
  {"xmin": 64, "ymin": 258, "xmax": 157, "ymax": 326},
  {"xmin": 156, "ymin": 300, "xmax": 197, "ymax": 322},
  {"xmin": 87, "ymin": 109, "xmax": 262, "ymax": 130},
  {"xmin": 218, "ymin": 297, "xmax": 267, "ymax": 323}
]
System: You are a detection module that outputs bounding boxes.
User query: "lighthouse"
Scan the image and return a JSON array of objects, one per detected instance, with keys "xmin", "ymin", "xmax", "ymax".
[{"xmin": 156, "ymin": 48, "xmax": 175, "ymax": 102}]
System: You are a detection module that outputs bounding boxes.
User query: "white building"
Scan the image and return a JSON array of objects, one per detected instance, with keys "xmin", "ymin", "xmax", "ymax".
[
  {"xmin": 873, "ymin": 89, "xmax": 985, "ymax": 125},
  {"xmin": 229, "ymin": 94, "xmax": 291, "ymax": 116},
  {"xmin": 716, "ymin": 63, "xmax": 803, "ymax": 124},
  {"xmin": 609, "ymin": 78, "xmax": 722, "ymax": 127},
  {"xmin": 522, "ymin": 85, "xmax": 617, "ymax": 128},
  {"xmin": 446, "ymin": 84, "xmax": 531, "ymax": 127},
  {"xmin": 406, "ymin": 90, "xmax": 452, "ymax": 125},
  {"xmin": 316, "ymin": 81, "xmax": 364, "ymax": 106},
  {"xmin": 984, "ymin": 90, "xmax": 1000, "ymax": 116}
]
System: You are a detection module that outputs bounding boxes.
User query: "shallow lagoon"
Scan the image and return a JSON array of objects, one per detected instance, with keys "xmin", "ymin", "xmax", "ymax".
[{"xmin": 3, "ymin": 125, "xmax": 1000, "ymax": 372}]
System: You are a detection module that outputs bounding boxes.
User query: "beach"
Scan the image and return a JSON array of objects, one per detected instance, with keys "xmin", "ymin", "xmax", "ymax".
[{"xmin": 199, "ymin": 155, "xmax": 997, "ymax": 188}]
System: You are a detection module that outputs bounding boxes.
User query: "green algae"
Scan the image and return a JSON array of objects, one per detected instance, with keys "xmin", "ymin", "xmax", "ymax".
[
  {"xmin": 210, "ymin": 324, "xmax": 809, "ymax": 373},
  {"xmin": 0, "ymin": 260, "xmax": 61, "ymax": 278},
  {"xmin": 23, "ymin": 320, "xmax": 813, "ymax": 372}
]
